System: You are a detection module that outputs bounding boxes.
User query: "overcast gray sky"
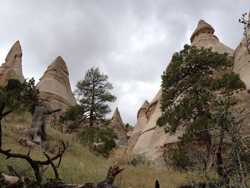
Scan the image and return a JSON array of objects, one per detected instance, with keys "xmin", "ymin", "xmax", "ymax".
[{"xmin": 0, "ymin": 0, "xmax": 249, "ymax": 124}]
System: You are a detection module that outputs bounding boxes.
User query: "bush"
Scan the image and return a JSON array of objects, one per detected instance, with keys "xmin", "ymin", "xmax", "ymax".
[
  {"xmin": 212, "ymin": 73, "xmax": 246, "ymax": 91},
  {"xmin": 79, "ymin": 126, "xmax": 117, "ymax": 157}
]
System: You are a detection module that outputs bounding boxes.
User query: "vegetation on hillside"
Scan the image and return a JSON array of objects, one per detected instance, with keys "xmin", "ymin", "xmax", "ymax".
[
  {"xmin": 0, "ymin": 112, "xmax": 208, "ymax": 188},
  {"xmin": 0, "ymin": 78, "xmax": 38, "ymax": 147},
  {"xmin": 158, "ymin": 45, "xmax": 249, "ymax": 187},
  {"xmin": 61, "ymin": 67, "xmax": 117, "ymax": 156}
]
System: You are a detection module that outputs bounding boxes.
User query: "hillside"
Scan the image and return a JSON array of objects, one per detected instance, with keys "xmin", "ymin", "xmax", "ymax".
[{"xmin": 0, "ymin": 112, "xmax": 207, "ymax": 187}]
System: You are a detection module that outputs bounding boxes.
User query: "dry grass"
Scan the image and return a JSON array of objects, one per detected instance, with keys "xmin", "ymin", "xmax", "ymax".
[{"xmin": 0, "ymin": 112, "xmax": 209, "ymax": 187}]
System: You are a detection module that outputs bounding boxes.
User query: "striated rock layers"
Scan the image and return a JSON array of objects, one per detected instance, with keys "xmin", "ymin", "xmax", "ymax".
[
  {"xmin": 37, "ymin": 56, "xmax": 76, "ymax": 111},
  {"xmin": 0, "ymin": 41, "xmax": 24, "ymax": 86},
  {"xmin": 110, "ymin": 108, "xmax": 128, "ymax": 146},
  {"xmin": 127, "ymin": 19, "xmax": 234, "ymax": 162}
]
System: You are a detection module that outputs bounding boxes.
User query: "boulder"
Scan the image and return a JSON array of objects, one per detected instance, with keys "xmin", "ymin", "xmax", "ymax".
[
  {"xmin": 0, "ymin": 41, "xmax": 24, "ymax": 86},
  {"xmin": 37, "ymin": 56, "xmax": 76, "ymax": 111}
]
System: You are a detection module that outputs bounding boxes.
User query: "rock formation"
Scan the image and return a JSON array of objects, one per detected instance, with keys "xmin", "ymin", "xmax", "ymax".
[
  {"xmin": 233, "ymin": 12, "xmax": 250, "ymax": 137},
  {"xmin": 0, "ymin": 41, "xmax": 24, "ymax": 86},
  {"xmin": 110, "ymin": 107, "xmax": 128, "ymax": 146},
  {"xmin": 36, "ymin": 56, "xmax": 76, "ymax": 111},
  {"xmin": 191, "ymin": 20, "xmax": 233, "ymax": 56},
  {"xmin": 234, "ymin": 12, "xmax": 250, "ymax": 89},
  {"xmin": 127, "ymin": 19, "xmax": 234, "ymax": 162}
]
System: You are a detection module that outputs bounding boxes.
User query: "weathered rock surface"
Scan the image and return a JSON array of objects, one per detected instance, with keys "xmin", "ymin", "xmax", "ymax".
[
  {"xmin": 233, "ymin": 12, "xmax": 250, "ymax": 138},
  {"xmin": 234, "ymin": 12, "xmax": 250, "ymax": 89},
  {"xmin": 37, "ymin": 56, "xmax": 76, "ymax": 111},
  {"xmin": 191, "ymin": 20, "xmax": 233, "ymax": 56},
  {"xmin": 127, "ymin": 19, "xmax": 234, "ymax": 162},
  {"xmin": 0, "ymin": 41, "xmax": 24, "ymax": 86},
  {"xmin": 110, "ymin": 107, "xmax": 128, "ymax": 146}
]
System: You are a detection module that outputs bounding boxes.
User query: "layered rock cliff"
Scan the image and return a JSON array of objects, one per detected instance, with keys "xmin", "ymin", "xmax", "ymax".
[
  {"xmin": 37, "ymin": 56, "xmax": 76, "ymax": 111},
  {"xmin": 0, "ymin": 41, "xmax": 24, "ymax": 86},
  {"xmin": 127, "ymin": 19, "xmax": 235, "ymax": 162}
]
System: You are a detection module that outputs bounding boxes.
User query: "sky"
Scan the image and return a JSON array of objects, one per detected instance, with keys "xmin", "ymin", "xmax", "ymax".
[{"xmin": 0, "ymin": 0, "xmax": 249, "ymax": 124}]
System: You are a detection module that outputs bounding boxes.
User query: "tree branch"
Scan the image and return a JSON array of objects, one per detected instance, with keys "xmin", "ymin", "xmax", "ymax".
[{"xmin": 0, "ymin": 141, "xmax": 67, "ymax": 184}]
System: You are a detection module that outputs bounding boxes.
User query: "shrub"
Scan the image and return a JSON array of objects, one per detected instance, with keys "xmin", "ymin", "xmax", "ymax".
[
  {"xmin": 212, "ymin": 73, "xmax": 246, "ymax": 91},
  {"xmin": 79, "ymin": 126, "xmax": 117, "ymax": 157}
]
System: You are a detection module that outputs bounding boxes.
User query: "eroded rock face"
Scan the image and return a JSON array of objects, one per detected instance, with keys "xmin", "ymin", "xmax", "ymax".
[
  {"xmin": 37, "ymin": 56, "xmax": 76, "ymax": 111},
  {"xmin": 110, "ymin": 108, "xmax": 128, "ymax": 146},
  {"xmin": 191, "ymin": 20, "xmax": 233, "ymax": 56},
  {"xmin": 0, "ymin": 41, "xmax": 24, "ymax": 86},
  {"xmin": 234, "ymin": 12, "xmax": 250, "ymax": 89},
  {"xmin": 128, "ymin": 90, "xmax": 182, "ymax": 162},
  {"xmin": 127, "ymin": 19, "xmax": 234, "ymax": 163}
]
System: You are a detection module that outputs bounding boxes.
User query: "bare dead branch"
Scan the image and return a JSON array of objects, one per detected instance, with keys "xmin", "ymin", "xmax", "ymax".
[
  {"xmin": 0, "ymin": 141, "xmax": 67, "ymax": 185},
  {"xmin": 43, "ymin": 152, "xmax": 60, "ymax": 180}
]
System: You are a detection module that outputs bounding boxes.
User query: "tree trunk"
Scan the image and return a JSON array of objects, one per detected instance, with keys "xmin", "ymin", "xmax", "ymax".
[
  {"xmin": 90, "ymin": 80, "xmax": 95, "ymax": 127},
  {"xmin": 216, "ymin": 129, "xmax": 230, "ymax": 187}
]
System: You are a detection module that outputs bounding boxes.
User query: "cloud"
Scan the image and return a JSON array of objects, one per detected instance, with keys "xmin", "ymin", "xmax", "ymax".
[{"xmin": 0, "ymin": 0, "xmax": 249, "ymax": 124}]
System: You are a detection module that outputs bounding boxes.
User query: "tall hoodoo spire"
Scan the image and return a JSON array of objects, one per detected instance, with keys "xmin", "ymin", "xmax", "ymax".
[
  {"xmin": 191, "ymin": 19, "xmax": 233, "ymax": 56},
  {"xmin": 190, "ymin": 20, "xmax": 215, "ymax": 43},
  {"xmin": 37, "ymin": 56, "xmax": 76, "ymax": 111},
  {"xmin": 110, "ymin": 107, "xmax": 128, "ymax": 146},
  {"xmin": 0, "ymin": 40, "xmax": 24, "ymax": 86},
  {"xmin": 112, "ymin": 107, "xmax": 124, "ymax": 125}
]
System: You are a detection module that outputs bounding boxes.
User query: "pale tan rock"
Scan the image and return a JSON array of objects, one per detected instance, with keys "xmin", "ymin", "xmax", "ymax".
[
  {"xmin": 191, "ymin": 20, "xmax": 233, "ymax": 56},
  {"xmin": 0, "ymin": 41, "xmax": 24, "ymax": 86},
  {"xmin": 110, "ymin": 107, "xmax": 128, "ymax": 146},
  {"xmin": 128, "ymin": 19, "xmax": 235, "ymax": 162},
  {"xmin": 37, "ymin": 56, "xmax": 76, "ymax": 111},
  {"xmin": 129, "ymin": 89, "xmax": 183, "ymax": 162},
  {"xmin": 126, "ymin": 100, "xmax": 149, "ymax": 154},
  {"xmin": 133, "ymin": 100, "xmax": 149, "ymax": 133},
  {"xmin": 234, "ymin": 12, "xmax": 250, "ymax": 89}
]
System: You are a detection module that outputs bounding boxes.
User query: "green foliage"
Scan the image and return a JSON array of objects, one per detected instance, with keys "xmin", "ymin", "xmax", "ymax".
[
  {"xmin": 0, "ymin": 78, "xmax": 38, "ymax": 148},
  {"xmin": 124, "ymin": 123, "xmax": 133, "ymax": 130},
  {"xmin": 79, "ymin": 126, "xmax": 117, "ymax": 156},
  {"xmin": 75, "ymin": 67, "xmax": 116, "ymax": 126},
  {"xmin": 158, "ymin": 44, "xmax": 248, "ymax": 185},
  {"xmin": 0, "ymin": 78, "xmax": 39, "ymax": 116},
  {"xmin": 60, "ymin": 105, "xmax": 85, "ymax": 124},
  {"xmin": 212, "ymin": 73, "xmax": 246, "ymax": 91},
  {"xmin": 157, "ymin": 45, "xmax": 242, "ymax": 140}
]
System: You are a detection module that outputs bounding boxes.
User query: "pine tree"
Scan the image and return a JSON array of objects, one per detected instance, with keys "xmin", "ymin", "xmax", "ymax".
[{"xmin": 75, "ymin": 67, "xmax": 116, "ymax": 126}]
